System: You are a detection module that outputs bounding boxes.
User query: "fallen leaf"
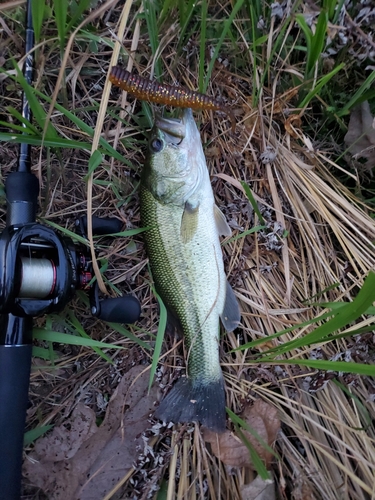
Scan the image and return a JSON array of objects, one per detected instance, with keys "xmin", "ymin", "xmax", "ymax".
[
  {"xmin": 203, "ymin": 399, "xmax": 280, "ymax": 469},
  {"xmin": 24, "ymin": 365, "xmax": 158, "ymax": 500},
  {"xmin": 344, "ymin": 101, "xmax": 375, "ymax": 171},
  {"xmin": 31, "ymin": 403, "xmax": 97, "ymax": 461},
  {"xmin": 272, "ymin": 88, "xmax": 299, "ymax": 114},
  {"xmin": 285, "ymin": 114, "xmax": 302, "ymax": 138},
  {"xmin": 240, "ymin": 474, "xmax": 275, "ymax": 500}
]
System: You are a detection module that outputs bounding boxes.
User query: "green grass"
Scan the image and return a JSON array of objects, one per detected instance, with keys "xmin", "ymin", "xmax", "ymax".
[{"xmin": 234, "ymin": 271, "xmax": 375, "ymax": 376}]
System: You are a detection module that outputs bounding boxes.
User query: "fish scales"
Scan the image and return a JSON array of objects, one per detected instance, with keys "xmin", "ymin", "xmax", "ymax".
[
  {"xmin": 140, "ymin": 109, "xmax": 240, "ymax": 432},
  {"xmin": 140, "ymin": 186, "xmax": 224, "ymax": 382}
]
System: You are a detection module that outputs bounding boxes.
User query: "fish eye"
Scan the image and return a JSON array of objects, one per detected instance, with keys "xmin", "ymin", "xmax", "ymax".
[{"xmin": 150, "ymin": 138, "xmax": 163, "ymax": 153}]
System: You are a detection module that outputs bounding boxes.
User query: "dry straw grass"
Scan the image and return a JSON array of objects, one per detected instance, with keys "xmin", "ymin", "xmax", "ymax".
[
  {"xmin": 106, "ymin": 3, "xmax": 375, "ymax": 498},
  {"xmin": 1, "ymin": 0, "xmax": 375, "ymax": 498}
]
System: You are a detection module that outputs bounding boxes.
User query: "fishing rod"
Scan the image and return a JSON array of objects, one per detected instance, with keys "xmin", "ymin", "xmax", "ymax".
[{"xmin": 0, "ymin": 2, "xmax": 141, "ymax": 498}]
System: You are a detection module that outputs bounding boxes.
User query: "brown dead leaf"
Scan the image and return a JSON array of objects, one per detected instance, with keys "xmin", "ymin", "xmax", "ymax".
[
  {"xmin": 272, "ymin": 88, "xmax": 299, "ymax": 114},
  {"xmin": 240, "ymin": 474, "xmax": 275, "ymax": 500},
  {"xmin": 31, "ymin": 403, "xmax": 97, "ymax": 462},
  {"xmin": 344, "ymin": 101, "xmax": 375, "ymax": 171},
  {"xmin": 203, "ymin": 399, "xmax": 280, "ymax": 469},
  {"xmin": 285, "ymin": 114, "xmax": 302, "ymax": 138},
  {"xmin": 24, "ymin": 365, "xmax": 158, "ymax": 500},
  {"xmin": 242, "ymin": 97, "xmax": 260, "ymax": 133}
]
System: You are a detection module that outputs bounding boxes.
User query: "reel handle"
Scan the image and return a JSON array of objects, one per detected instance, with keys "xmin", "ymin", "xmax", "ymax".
[
  {"xmin": 77, "ymin": 215, "xmax": 123, "ymax": 236},
  {"xmin": 92, "ymin": 295, "xmax": 141, "ymax": 324}
]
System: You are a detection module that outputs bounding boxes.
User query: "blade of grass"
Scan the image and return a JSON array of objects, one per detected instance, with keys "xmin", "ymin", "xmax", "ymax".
[
  {"xmin": 0, "ymin": 132, "xmax": 92, "ymax": 150},
  {"xmin": 106, "ymin": 227, "xmax": 150, "ymax": 238},
  {"xmin": 241, "ymin": 181, "xmax": 265, "ymax": 224},
  {"xmin": 31, "ymin": 0, "xmax": 46, "ymax": 44},
  {"xmin": 264, "ymin": 271, "xmax": 375, "ymax": 356},
  {"xmin": 67, "ymin": 311, "xmax": 113, "ymax": 363},
  {"xmin": 40, "ymin": 219, "xmax": 89, "ymax": 245},
  {"xmin": 332, "ymin": 380, "xmax": 372, "ymax": 429},
  {"xmin": 84, "ymin": 150, "xmax": 103, "ymax": 180},
  {"xmin": 253, "ymin": 359, "xmax": 375, "ymax": 376},
  {"xmin": 310, "ymin": 11, "xmax": 328, "ymax": 74},
  {"xmin": 335, "ymin": 70, "xmax": 375, "ymax": 117},
  {"xmin": 24, "ymin": 425, "xmax": 54, "ymax": 446},
  {"xmin": 249, "ymin": 3, "xmax": 259, "ymax": 107},
  {"xmin": 223, "ymin": 225, "xmax": 265, "ymax": 244},
  {"xmin": 143, "ymin": 0, "xmax": 162, "ymax": 79},
  {"xmin": 32, "ymin": 346, "xmax": 58, "ymax": 361},
  {"xmin": 233, "ymin": 294, "xmax": 375, "ymax": 353},
  {"xmin": 236, "ymin": 425, "xmax": 271, "ymax": 480},
  {"xmin": 4, "ymin": 105, "xmax": 39, "ymax": 132},
  {"xmin": 108, "ymin": 323, "xmax": 151, "ymax": 350},
  {"xmin": 148, "ymin": 287, "xmax": 167, "ymax": 392},
  {"xmin": 66, "ymin": 0, "xmax": 92, "ymax": 31},
  {"xmin": 11, "ymin": 65, "xmax": 58, "ymax": 139},
  {"xmin": 33, "ymin": 88, "xmax": 132, "ymax": 165},
  {"xmin": 174, "ymin": 0, "xmax": 198, "ymax": 57},
  {"xmin": 33, "ymin": 328, "xmax": 123, "ymax": 349},
  {"xmin": 0, "ymin": 121, "xmax": 38, "ymax": 134},
  {"xmin": 295, "ymin": 10, "xmax": 328, "ymax": 80},
  {"xmin": 203, "ymin": 0, "xmax": 245, "ymax": 93},
  {"xmin": 53, "ymin": 0, "xmax": 68, "ymax": 52},
  {"xmin": 227, "ymin": 407, "xmax": 278, "ymax": 460},
  {"xmin": 298, "ymin": 63, "xmax": 345, "ymax": 109},
  {"xmin": 198, "ymin": 0, "xmax": 208, "ymax": 92}
]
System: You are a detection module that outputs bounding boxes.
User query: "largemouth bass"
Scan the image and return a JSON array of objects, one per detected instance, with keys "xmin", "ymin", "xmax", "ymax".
[{"xmin": 140, "ymin": 109, "xmax": 240, "ymax": 432}]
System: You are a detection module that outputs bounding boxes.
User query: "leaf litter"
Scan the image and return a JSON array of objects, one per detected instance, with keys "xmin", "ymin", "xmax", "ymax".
[
  {"xmin": 0, "ymin": 0, "xmax": 375, "ymax": 498},
  {"xmin": 344, "ymin": 100, "xmax": 375, "ymax": 173},
  {"xmin": 203, "ymin": 400, "xmax": 280, "ymax": 469},
  {"xmin": 24, "ymin": 365, "xmax": 159, "ymax": 499}
]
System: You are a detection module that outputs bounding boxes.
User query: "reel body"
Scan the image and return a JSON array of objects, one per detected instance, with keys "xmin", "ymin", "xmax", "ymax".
[
  {"xmin": 0, "ymin": 219, "xmax": 141, "ymax": 324},
  {"xmin": 0, "ymin": 223, "xmax": 85, "ymax": 318}
]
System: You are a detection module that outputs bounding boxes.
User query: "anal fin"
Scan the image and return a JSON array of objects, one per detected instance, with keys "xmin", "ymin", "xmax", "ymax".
[
  {"xmin": 214, "ymin": 205, "xmax": 232, "ymax": 237},
  {"xmin": 220, "ymin": 280, "xmax": 241, "ymax": 332},
  {"xmin": 166, "ymin": 308, "xmax": 183, "ymax": 338}
]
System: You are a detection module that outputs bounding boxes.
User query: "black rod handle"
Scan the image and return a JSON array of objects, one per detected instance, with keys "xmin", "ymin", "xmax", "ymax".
[{"xmin": 0, "ymin": 315, "xmax": 33, "ymax": 500}]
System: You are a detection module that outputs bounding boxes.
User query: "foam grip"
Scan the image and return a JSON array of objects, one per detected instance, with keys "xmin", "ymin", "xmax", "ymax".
[{"xmin": 97, "ymin": 295, "xmax": 141, "ymax": 324}]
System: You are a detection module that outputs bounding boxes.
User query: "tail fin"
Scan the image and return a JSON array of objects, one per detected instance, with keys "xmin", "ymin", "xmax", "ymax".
[{"xmin": 154, "ymin": 376, "xmax": 226, "ymax": 432}]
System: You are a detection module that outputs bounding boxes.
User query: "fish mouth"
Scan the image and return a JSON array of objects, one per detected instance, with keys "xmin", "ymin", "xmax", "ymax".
[{"xmin": 154, "ymin": 109, "xmax": 193, "ymax": 144}]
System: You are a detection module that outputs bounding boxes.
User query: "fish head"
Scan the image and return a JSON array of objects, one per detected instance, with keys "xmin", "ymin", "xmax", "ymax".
[{"xmin": 143, "ymin": 109, "xmax": 206, "ymax": 205}]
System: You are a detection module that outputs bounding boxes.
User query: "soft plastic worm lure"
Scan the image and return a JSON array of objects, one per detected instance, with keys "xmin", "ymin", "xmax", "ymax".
[{"xmin": 109, "ymin": 66, "xmax": 235, "ymax": 131}]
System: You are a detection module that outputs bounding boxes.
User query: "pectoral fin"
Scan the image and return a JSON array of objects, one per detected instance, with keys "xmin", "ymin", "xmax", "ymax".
[
  {"xmin": 181, "ymin": 202, "xmax": 199, "ymax": 243},
  {"xmin": 220, "ymin": 280, "xmax": 241, "ymax": 332},
  {"xmin": 214, "ymin": 205, "xmax": 232, "ymax": 237}
]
